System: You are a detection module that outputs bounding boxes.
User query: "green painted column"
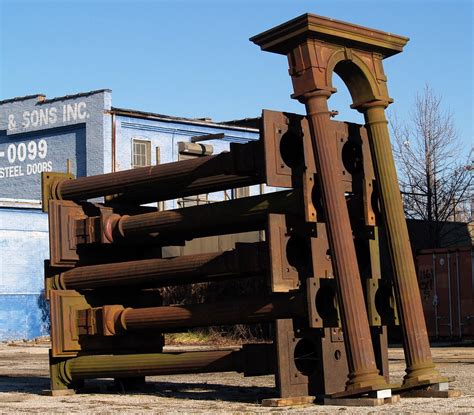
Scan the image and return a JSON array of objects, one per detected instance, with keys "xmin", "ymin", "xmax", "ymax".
[
  {"xmin": 361, "ymin": 102, "xmax": 444, "ymax": 387},
  {"xmin": 58, "ymin": 350, "xmax": 240, "ymax": 386}
]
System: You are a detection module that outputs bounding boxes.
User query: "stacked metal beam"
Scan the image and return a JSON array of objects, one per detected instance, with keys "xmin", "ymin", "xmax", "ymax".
[
  {"xmin": 43, "ymin": 110, "xmax": 397, "ymax": 400},
  {"xmin": 42, "ymin": 12, "xmax": 449, "ymax": 405}
]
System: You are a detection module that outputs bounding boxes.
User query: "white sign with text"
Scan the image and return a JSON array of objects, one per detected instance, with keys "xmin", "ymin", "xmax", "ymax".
[
  {"xmin": 0, "ymin": 139, "xmax": 52, "ymax": 179},
  {"xmin": 5, "ymin": 101, "xmax": 89, "ymax": 134}
]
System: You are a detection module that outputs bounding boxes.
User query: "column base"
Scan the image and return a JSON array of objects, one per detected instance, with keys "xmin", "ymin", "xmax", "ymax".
[
  {"xmin": 398, "ymin": 376, "xmax": 450, "ymax": 391},
  {"xmin": 46, "ymin": 389, "xmax": 76, "ymax": 396},
  {"xmin": 330, "ymin": 384, "xmax": 398, "ymax": 399},
  {"xmin": 343, "ymin": 370, "xmax": 394, "ymax": 396},
  {"xmin": 261, "ymin": 396, "xmax": 315, "ymax": 407},
  {"xmin": 400, "ymin": 387, "xmax": 461, "ymax": 398},
  {"xmin": 324, "ymin": 394, "xmax": 400, "ymax": 406}
]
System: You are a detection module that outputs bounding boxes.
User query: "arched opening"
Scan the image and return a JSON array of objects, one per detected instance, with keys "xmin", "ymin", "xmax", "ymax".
[
  {"xmin": 328, "ymin": 73, "xmax": 365, "ymax": 125},
  {"xmin": 333, "ymin": 60, "xmax": 376, "ymax": 108}
]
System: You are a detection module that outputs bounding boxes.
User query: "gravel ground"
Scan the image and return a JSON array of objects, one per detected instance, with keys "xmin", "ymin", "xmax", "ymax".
[{"xmin": 0, "ymin": 342, "xmax": 472, "ymax": 414}]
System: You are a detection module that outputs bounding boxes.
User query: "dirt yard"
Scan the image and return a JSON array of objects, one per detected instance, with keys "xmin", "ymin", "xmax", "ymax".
[{"xmin": 0, "ymin": 341, "xmax": 472, "ymax": 414}]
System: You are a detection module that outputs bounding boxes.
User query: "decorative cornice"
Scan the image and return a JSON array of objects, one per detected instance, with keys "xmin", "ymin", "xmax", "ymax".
[{"xmin": 250, "ymin": 13, "xmax": 409, "ymax": 58}]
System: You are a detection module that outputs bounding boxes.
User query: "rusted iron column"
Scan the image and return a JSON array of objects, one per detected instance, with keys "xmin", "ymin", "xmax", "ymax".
[
  {"xmin": 45, "ymin": 142, "xmax": 260, "ymax": 205},
  {"xmin": 57, "ymin": 350, "xmax": 240, "ymax": 384},
  {"xmin": 86, "ymin": 294, "xmax": 305, "ymax": 335},
  {"xmin": 251, "ymin": 15, "xmax": 389, "ymax": 394},
  {"xmin": 359, "ymin": 102, "xmax": 444, "ymax": 387},
  {"xmin": 52, "ymin": 344, "xmax": 274, "ymax": 391},
  {"xmin": 56, "ymin": 244, "xmax": 266, "ymax": 290},
  {"xmin": 298, "ymin": 91, "xmax": 387, "ymax": 392},
  {"xmin": 103, "ymin": 190, "xmax": 299, "ymax": 242}
]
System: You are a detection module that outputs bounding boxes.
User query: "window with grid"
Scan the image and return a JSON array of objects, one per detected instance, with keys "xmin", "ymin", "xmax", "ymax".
[{"xmin": 132, "ymin": 139, "xmax": 151, "ymax": 168}]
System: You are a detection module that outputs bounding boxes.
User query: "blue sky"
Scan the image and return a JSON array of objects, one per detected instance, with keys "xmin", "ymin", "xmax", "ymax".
[{"xmin": 0, "ymin": 0, "xmax": 472, "ymax": 151}]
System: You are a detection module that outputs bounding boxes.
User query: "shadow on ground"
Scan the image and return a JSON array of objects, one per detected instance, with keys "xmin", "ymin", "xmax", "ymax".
[
  {"xmin": 0, "ymin": 376, "xmax": 277, "ymax": 403},
  {"xmin": 143, "ymin": 380, "xmax": 277, "ymax": 402},
  {"xmin": 0, "ymin": 375, "xmax": 50, "ymax": 394}
]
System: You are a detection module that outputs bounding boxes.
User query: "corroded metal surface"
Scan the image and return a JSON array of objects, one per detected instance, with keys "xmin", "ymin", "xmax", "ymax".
[
  {"xmin": 84, "ymin": 294, "xmax": 305, "ymax": 334},
  {"xmin": 45, "ymin": 142, "xmax": 262, "ymax": 206},
  {"xmin": 251, "ymin": 15, "xmax": 390, "ymax": 395},
  {"xmin": 51, "ymin": 345, "xmax": 274, "ymax": 391},
  {"xmin": 108, "ymin": 190, "xmax": 299, "ymax": 241},
  {"xmin": 252, "ymin": 12, "xmax": 446, "ymax": 397},
  {"xmin": 42, "ymin": 12, "xmax": 446, "ymax": 405},
  {"xmin": 55, "ymin": 243, "xmax": 266, "ymax": 290},
  {"xmin": 360, "ymin": 104, "xmax": 445, "ymax": 389}
]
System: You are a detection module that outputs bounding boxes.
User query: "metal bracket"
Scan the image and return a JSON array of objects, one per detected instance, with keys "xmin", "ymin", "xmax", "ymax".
[
  {"xmin": 48, "ymin": 200, "xmax": 115, "ymax": 266},
  {"xmin": 44, "ymin": 261, "xmax": 69, "ymax": 299},
  {"xmin": 261, "ymin": 110, "xmax": 308, "ymax": 188},
  {"xmin": 50, "ymin": 290, "xmax": 163, "ymax": 358},
  {"xmin": 274, "ymin": 319, "xmax": 348, "ymax": 398},
  {"xmin": 41, "ymin": 171, "xmax": 75, "ymax": 212},
  {"xmin": 48, "ymin": 200, "xmax": 87, "ymax": 267},
  {"xmin": 267, "ymin": 214, "xmax": 301, "ymax": 292},
  {"xmin": 307, "ymin": 277, "xmax": 341, "ymax": 329},
  {"xmin": 366, "ymin": 278, "xmax": 399, "ymax": 326},
  {"xmin": 77, "ymin": 305, "xmax": 125, "ymax": 336},
  {"xmin": 50, "ymin": 290, "xmax": 91, "ymax": 357}
]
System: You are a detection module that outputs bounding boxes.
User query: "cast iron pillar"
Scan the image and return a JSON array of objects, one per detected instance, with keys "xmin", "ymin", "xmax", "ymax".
[
  {"xmin": 356, "ymin": 101, "xmax": 445, "ymax": 388},
  {"xmin": 251, "ymin": 12, "xmax": 445, "ymax": 391},
  {"xmin": 252, "ymin": 15, "xmax": 390, "ymax": 395}
]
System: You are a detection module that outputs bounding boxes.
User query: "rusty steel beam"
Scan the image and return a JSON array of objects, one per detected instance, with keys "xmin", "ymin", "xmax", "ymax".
[
  {"xmin": 251, "ymin": 15, "xmax": 392, "ymax": 396},
  {"xmin": 54, "ymin": 243, "xmax": 266, "ymax": 290},
  {"xmin": 47, "ymin": 141, "xmax": 262, "ymax": 205},
  {"xmin": 51, "ymin": 345, "xmax": 274, "ymax": 391},
  {"xmin": 101, "ymin": 190, "xmax": 299, "ymax": 243},
  {"xmin": 79, "ymin": 294, "xmax": 305, "ymax": 335}
]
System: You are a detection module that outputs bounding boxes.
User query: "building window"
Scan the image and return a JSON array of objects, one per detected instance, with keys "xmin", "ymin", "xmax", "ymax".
[
  {"xmin": 132, "ymin": 139, "xmax": 151, "ymax": 168},
  {"xmin": 177, "ymin": 141, "xmax": 213, "ymax": 207}
]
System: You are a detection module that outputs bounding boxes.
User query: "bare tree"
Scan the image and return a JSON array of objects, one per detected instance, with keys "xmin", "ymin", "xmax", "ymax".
[{"xmin": 390, "ymin": 84, "xmax": 472, "ymax": 248}]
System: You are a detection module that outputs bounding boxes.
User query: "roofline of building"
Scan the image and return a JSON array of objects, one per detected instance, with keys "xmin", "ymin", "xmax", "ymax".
[
  {"xmin": 1, "ymin": 90, "xmax": 260, "ymax": 133},
  {"xmin": 217, "ymin": 117, "xmax": 261, "ymax": 129},
  {"xmin": 0, "ymin": 94, "xmax": 46, "ymax": 105},
  {"xmin": 0, "ymin": 89, "xmax": 111, "ymax": 106},
  {"xmin": 110, "ymin": 107, "xmax": 260, "ymax": 133},
  {"xmin": 41, "ymin": 89, "xmax": 112, "ymax": 104}
]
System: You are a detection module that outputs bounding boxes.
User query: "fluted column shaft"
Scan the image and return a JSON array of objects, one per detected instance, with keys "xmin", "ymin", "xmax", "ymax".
[
  {"xmin": 362, "ymin": 103, "xmax": 441, "ymax": 385},
  {"xmin": 302, "ymin": 91, "xmax": 387, "ymax": 390},
  {"xmin": 61, "ymin": 351, "xmax": 239, "ymax": 383}
]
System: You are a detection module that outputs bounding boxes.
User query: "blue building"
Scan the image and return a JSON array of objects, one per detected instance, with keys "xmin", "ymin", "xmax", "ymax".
[{"xmin": 0, "ymin": 89, "xmax": 260, "ymax": 340}]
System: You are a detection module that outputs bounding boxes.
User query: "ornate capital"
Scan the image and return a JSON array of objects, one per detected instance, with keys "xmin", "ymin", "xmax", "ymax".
[{"xmin": 251, "ymin": 13, "xmax": 408, "ymax": 104}]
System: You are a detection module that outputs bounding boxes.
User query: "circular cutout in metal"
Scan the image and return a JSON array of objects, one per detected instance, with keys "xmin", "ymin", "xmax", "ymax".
[
  {"xmin": 286, "ymin": 235, "xmax": 311, "ymax": 271},
  {"xmin": 293, "ymin": 338, "xmax": 318, "ymax": 376},
  {"xmin": 279, "ymin": 131, "xmax": 304, "ymax": 169}
]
